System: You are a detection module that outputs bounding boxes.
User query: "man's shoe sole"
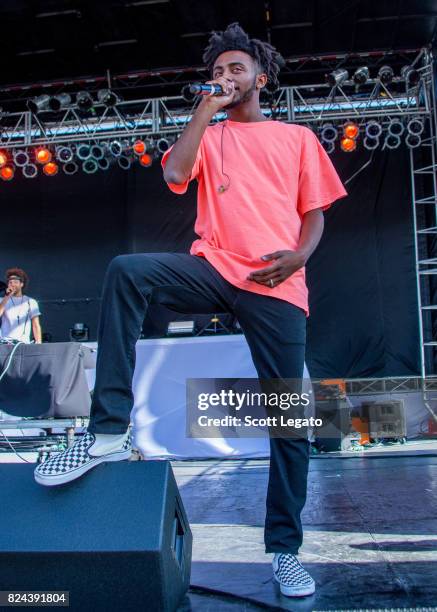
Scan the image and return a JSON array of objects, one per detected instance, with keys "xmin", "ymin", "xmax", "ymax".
[
  {"xmin": 34, "ymin": 448, "xmax": 132, "ymax": 487},
  {"xmin": 273, "ymin": 573, "xmax": 316, "ymax": 597}
]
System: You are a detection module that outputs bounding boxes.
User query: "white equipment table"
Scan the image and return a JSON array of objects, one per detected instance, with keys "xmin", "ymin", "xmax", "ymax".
[{"xmin": 85, "ymin": 335, "xmax": 314, "ymax": 459}]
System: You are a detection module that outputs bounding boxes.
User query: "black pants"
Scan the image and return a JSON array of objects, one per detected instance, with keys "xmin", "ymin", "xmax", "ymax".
[{"xmin": 88, "ymin": 253, "xmax": 310, "ymax": 554}]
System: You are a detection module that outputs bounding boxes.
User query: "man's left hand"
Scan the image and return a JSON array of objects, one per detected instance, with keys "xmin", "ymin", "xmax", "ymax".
[{"xmin": 247, "ymin": 250, "xmax": 307, "ymax": 287}]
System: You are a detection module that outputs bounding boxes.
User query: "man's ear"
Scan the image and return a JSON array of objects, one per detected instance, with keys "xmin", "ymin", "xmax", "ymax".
[{"xmin": 256, "ymin": 73, "xmax": 268, "ymax": 89}]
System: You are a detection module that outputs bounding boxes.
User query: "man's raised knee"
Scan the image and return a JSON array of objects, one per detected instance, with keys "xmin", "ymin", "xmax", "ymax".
[
  {"xmin": 106, "ymin": 254, "xmax": 156, "ymax": 285},
  {"xmin": 107, "ymin": 254, "xmax": 133, "ymax": 277}
]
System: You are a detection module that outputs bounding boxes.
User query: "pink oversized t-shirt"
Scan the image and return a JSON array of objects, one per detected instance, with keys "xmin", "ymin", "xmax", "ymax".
[{"xmin": 161, "ymin": 120, "xmax": 347, "ymax": 316}]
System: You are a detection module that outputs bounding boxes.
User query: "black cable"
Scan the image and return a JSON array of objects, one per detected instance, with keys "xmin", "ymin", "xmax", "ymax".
[
  {"xmin": 343, "ymin": 150, "xmax": 375, "ymax": 186},
  {"xmin": 218, "ymin": 121, "xmax": 231, "ymax": 193},
  {"xmin": 0, "ymin": 430, "xmax": 35, "ymax": 463}
]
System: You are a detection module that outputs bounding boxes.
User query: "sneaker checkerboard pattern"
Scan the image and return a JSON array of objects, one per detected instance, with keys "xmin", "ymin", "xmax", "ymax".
[
  {"xmin": 273, "ymin": 553, "xmax": 315, "ymax": 597},
  {"xmin": 34, "ymin": 431, "xmax": 132, "ymax": 486}
]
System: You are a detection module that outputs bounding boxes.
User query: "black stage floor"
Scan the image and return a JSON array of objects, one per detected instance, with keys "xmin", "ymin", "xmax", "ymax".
[{"xmin": 172, "ymin": 451, "xmax": 437, "ymax": 610}]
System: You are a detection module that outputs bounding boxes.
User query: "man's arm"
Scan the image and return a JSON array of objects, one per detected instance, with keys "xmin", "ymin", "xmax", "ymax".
[
  {"xmin": 0, "ymin": 294, "xmax": 10, "ymax": 318},
  {"xmin": 163, "ymin": 78, "xmax": 236, "ymax": 185},
  {"xmin": 296, "ymin": 208, "xmax": 325, "ymax": 264},
  {"xmin": 32, "ymin": 316, "xmax": 42, "ymax": 344}
]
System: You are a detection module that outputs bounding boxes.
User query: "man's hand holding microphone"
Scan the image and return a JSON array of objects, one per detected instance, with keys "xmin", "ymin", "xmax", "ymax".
[
  {"xmin": 0, "ymin": 282, "xmax": 17, "ymax": 317},
  {"xmin": 5, "ymin": 285, "xmax": 17, "ymax": 297},
  {"xmin": 163, "ymin": 78, "xmax": 236, "ymax": 186},
  {"xmin": 197, "ymin": 77, "xmax": 236, "ymax": 113}
]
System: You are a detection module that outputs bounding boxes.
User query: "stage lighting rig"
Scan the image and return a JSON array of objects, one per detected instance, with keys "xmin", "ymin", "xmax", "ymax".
[
  {"xmin": 90, "ymin": 144, "xmax": 106, "ymax": 160},
  {"xmin": 156, "ymin": 137, "xmax": 174, "ymax": 154},
  {"xmin": 365, "ymin": 121, "xmax": 382, "ymax": 139},
  {"xmin": 133, "ymin": 140, "xmax": 147, "ymax": 155},
  {"xmin": 406, "ymin": 134, "xmax": 421, "ymax": 148},
  {"xmin": 343, "ymin": 122, "xmax": 359, "ymax": 139},
  {"xmin": 320, "ymin": 123, "xmax": 338, "ymax": 143},
  {"xmin": 401, "ymin": 65, "xmax": 420, "ymax": 87},
  {"xmin": 76, "ymin": 91, "xmax": 94, "ymax": 111},
  {"xmin": 27, "ymin": 95, "xmax": 50, "ymax": 113},
  {"xmin": 117, "ymin": 155, "xmax": 132, "ymax": 170},
  {"xmin": 62, "ymin": 161, "xmax": 78, "ymax": 175},
  {"xmin": 387, "ymin": 119, "xmax": 404, "ymax": 136},
  {"xmin": 353, "ymin": 66, "xmax": 369, "ymax": 85},
  {"xmin": 83, "ymin": 159, "xmax": 98, "ymax": 174},
  {"xmin": 377, "ymin": 66, "xmax": 394, "ymax": 85},
  {"xmin": 340, "ymin": 137, "xmax": 356, "ymax": 152},
  {"xmin": 139, "ymin": 153, "xmax": 153, "ymax": 167},
  {"xmin": 326, "ymin": 69, "xmax": 349, "ymax": 88},
  {"xmin": 167, "ymin": 321, "xmax": 195, "ymax": 337},
  {"xmin": 383, "ymin": 134, "xmax": 401, "ymax": 150},
  {"xmin": 22, "ymin": 163, "xmax": 38, "ymax": 178},
  {"xmin": 109, "ymin": 140, "xmax": 123, "ymax": 157},
  {"xmin": 13, "ymin": 150, "xmax": 29, "ymax": 167},
  {"xmin": 364, "ymin": 137, "xmax": 379, "ymax": 150},
  {"xmin": 35, "ymin": 147, "xmax": 52, "ymax": 164},
  {"xmin": 407, "ymin": 118, "xmax": 424, "ymax": 135},
  {"xmin": 97, "ymin": 89, "xmax": 121, "ymax": 107},
  {"xmin": 56, "ymin": 146, "xmax": 74, "ymax": 163},
  {"xmin": 98, "ymin": 157, "xmax": 111, "ymax": 170},
  {"xmin": 69, "ymin": 323, "xmax": 89, "ymax": 342},
  {"xmin": 0, "ymin": 166, "xmax": 14, "ymax": 181},
  {"xmin": 43, "ymin": 161, "xmax": 59, "ymax": 176},
  {"xmin": 77, "ymin": 143, "xmax": 92, "ymax": 160},
  {"xmin": 48, "ymin": 94, "xmax": 72, "ymax": 111}
]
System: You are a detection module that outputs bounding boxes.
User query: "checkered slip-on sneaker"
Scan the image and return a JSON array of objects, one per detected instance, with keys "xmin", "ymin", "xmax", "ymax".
[
  {"xmin": 34, "ymin": 431, "xmax": 132, "ymax": 487},
  {"xmin": 272, "ymin": 553, "xmax": 316, "ymax": 597}
]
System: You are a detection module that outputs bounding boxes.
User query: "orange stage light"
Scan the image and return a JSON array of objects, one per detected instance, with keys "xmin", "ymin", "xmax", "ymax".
[
  {"xmin": 133, "ymin": 140, "xmax": 146, "ymax": 155},
  {"xmin": 340, "ymin": 137, "xmax": 357, "ymax": 152},
  {"xmin": 343, "ymin": 122, "xmax": 359, "ymax": 139},
  {"xmin": 139, "ymin": 153, "xmax": 153, "ymax": 167},
  {"xmin": 0, "ymin": 151, "xmax": 8, "ymax": 167},
  {"xmin": 43, "ymin": 161, "xmax": 59, "ymax": 176},
  {"xmin": 0, "ymin": 165, "xmax": 14, "ymax": 181},
  {"xmin": 36, "ymin": 148, "xmax": 52, "ymax": 164}
]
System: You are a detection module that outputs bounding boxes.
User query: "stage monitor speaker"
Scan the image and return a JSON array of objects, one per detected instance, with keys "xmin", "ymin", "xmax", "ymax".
[
  {"xmin": 0, "ymin": 461, "xmax": 192, "ymax": 612},
  {"xmin": 363, "ymin": 400, "xmax": 407, "ymax": 439}
]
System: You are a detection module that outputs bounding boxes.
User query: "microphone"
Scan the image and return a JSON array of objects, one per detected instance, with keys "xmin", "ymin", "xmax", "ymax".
[
  {"xmin": 181, "ymin": 83, "xmax": 223, "ymax": 101},
  {"xmin": 190, "ymin": 83, "xmax": 223, "ymax": 96}
]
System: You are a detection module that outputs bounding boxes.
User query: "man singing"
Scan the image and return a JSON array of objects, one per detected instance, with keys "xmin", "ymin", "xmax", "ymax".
[
  {"xmin": 0, "ymin": 268, "xmax": 42, "ymax": 344},
  {"xmin": 35, "ymin": 23, "xmax": 347, "ymax": 598}
]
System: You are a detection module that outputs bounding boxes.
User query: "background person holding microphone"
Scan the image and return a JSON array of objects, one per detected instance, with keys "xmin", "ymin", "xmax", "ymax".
[{"xmin": 0, "ymin": 268, "xmax": 42, "ymax": 344}]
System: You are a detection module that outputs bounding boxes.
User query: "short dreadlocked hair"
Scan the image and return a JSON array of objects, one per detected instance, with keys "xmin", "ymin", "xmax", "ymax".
[{"xmin": 203, "ymin": 22, "xmax": 284, "ymax": 94}]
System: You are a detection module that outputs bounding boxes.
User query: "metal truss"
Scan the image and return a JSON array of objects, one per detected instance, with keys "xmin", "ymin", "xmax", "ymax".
[
  {"xmin": 410, "ymin": 125, "xmax": 437, "ymax": 386},
  {"xmin": 408, "ymin": 50, "xmax": 437, "ymax": 430},
  {"xmin": 345, "ymin": 377, "xmax": 425, "ymax": 395},
  {"xmin": 0, "ymin": 46, "xmax": 423, "ymax": 109},
  {"xmin": 0, "ymin": 417, "xmax": 89, "ymax": 449},
  {"xmin": 0, "ymin": 48, "xmax": 433, "ymax": 149},
  {"xmin": 0, "ymin": 417, "xmax": 88, "ymax": 430}
]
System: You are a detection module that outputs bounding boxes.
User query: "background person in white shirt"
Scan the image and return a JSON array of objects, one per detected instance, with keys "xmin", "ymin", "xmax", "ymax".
[{"xmin": 0, "ymin": 268, "xmax": 42, "ymax": 344}]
